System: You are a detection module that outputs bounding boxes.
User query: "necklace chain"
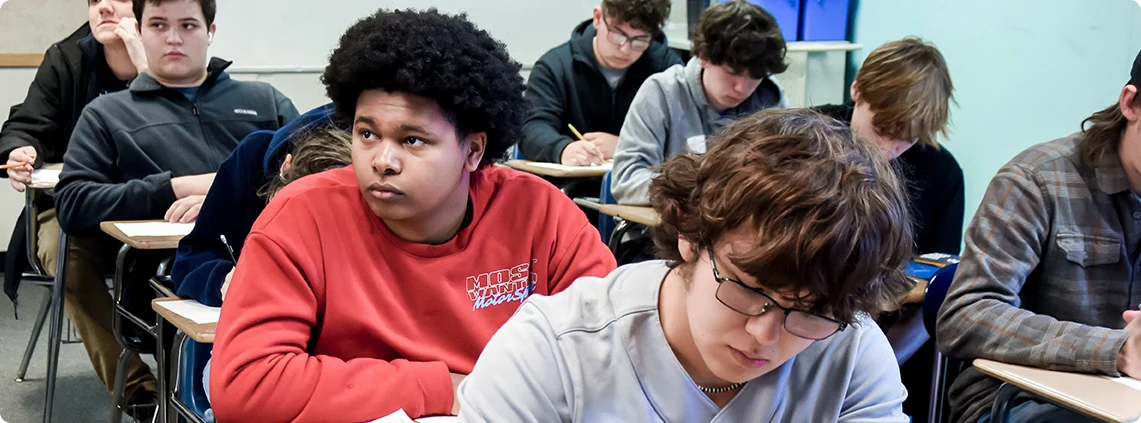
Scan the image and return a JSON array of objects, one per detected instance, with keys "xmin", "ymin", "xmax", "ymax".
[{"xmin": 698, "ymin": 382, "xmax": 746, "ymax": 394}]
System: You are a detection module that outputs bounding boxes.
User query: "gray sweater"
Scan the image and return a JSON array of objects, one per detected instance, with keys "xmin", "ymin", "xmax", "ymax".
[
  {"xmin": 457, "ymin": 260, "xmax": 908, "ymax": 423},
  {"xmin": 611, "ymin": 58, "xmax": 786, "ymax": 205},
  {"xmin": 56, "ymin": 58, "xmax": 299, "ymax": 236}
]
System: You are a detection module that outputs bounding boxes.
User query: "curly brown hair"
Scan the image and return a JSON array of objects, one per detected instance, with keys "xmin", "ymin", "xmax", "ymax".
[
  {"xmin": 649, "ymin": 109, "xmax": 915, "ymax": 323},
  {"xmin": 691, "ymin": 0, "xmax": 788, "ymax": 79},
  {"xmin": 601, "ymin": 0, "xmax": 672, "ymax": 35}
]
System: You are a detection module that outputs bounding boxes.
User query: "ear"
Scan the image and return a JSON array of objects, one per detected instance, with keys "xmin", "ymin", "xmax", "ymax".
[
  {"xmin": 207, "ymin": 23, "xmax": 217, "ymax": 44},
  {"xmin": 850, "ymin": 80, "xmax": 860, "ymax": 103},
  {"xmin": 698, "ymin": 58, "xmax": 711, "ymax": 69},
  {"xmin": 462, "ymin": 132, "xmax": 487, "ymax": 172},
  {"xmin": 279, "ymin": 153, "xmax": 293, "ymax": 175},
  {"xmin": 1120, "ymin": 85, "xmax": 1141, "ymax": 122},
  {"xmin": 677, "ymin": 235, "xmax": 697, "ymax": 263},
  {"xmin": 592, "ymin": 6, "xmax": 603, "ymax": 29}
]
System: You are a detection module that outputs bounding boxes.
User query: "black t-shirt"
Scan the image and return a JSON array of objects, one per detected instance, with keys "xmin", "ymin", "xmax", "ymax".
[
  {"xmin": 96, "ymin": 59, "xmax": 131, "ymax": 96},
  {"xmin": 813, "ymin": 103, "xmax": 966, "ymax": 254}
]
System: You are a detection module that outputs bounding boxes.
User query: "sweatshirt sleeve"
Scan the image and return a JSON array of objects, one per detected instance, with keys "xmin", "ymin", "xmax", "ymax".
[
  {"xmin": 171, "ymin": 132, "xmax": 272, "ymax": 306},
  {"xmin": 0, "ymin": 45, "xmax": 70, "ymax": 166},
  {"xmin": 519, "ymin": 60, "xmax": 575, "ymax": 163},
  {"xmin": 837, "ymin": 326, "xmax": 909, "ymax": 423},
  {"xmin": 547, "ymin": 219, "xmax": 616, "ymax": 295},
  {"xmin": 209, "ymin": 198, "xmax": 455, "ymax": 423},
  {"xmin": 918, "ymin": 163, "xmax": 965, "ymax": 254},
  {"xmin": 936, "ymin": 163, "xmax": 1129, "ymax": 376},
  {"xmin": 612, "ymin": 78, "xmax": 670, "ymax": 205},
  {"xmin": 456, "ymin": 301, "xmax": 574, "ymax": 423},
  {"xmin": 55, "ymin": 105, "xmax": 178, "ymax": 235}
]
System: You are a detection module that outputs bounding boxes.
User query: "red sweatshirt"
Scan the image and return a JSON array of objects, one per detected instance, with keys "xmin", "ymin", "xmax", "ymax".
[{"xmin": 209, "ymin": 165, "xmax": 616, "ymax": 422}]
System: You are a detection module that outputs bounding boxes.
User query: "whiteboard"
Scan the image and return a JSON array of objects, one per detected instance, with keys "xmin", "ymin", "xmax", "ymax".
[{"xmin": 209, "ymin": 0, "xmax": 604, "ymax": 70}]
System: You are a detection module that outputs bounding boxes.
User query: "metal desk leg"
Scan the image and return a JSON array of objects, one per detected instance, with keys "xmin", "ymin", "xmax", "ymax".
[
  {"xmin": 155, "ymin": 313, "xmax": 169, "ymax": 423},
  {"xmin": 43, "ymin": 232, "xmax": 69, "ymax": 423},
  {"xmin": 16, "ymin": 288, "xmax": 51, "ymax": 382},
  {"xmin": 989, "ymin": 382, "xmax": 1022, "ymax": 423},
  {"xmin": 928, "ymin": 351, "xmax": 945, "ymax": 423}
]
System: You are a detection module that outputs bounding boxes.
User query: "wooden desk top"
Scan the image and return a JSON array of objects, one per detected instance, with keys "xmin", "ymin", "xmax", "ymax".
[
  {"xmin": 904, "ymin": 277, "xmax": 928, "ymax": 304},
  {"xmin": 506, "ymin": 160, "xmax": 610, "ymax": 179},
  {"xmin": 974, "ymin": 359, "xmax": 1141, "ymax": 423},
  {"xmin": 152, "ymin": 297, "xmax": 216, "ymax": 343},
  {"xmin": 598, "ymin": 204, "xmax": 661, "ymax": 227},
  {"xmin": 573, "ymin": 198, "xmax": 603, "ymax": 211},
  {"xmin": 100, "ymin": 220, "xmax": 187, "ymax": 250}
]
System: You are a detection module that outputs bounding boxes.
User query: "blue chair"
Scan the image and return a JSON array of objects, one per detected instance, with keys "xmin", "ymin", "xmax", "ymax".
[
  {"xmin": 598, "ymin": 171, "xmax": 617, "ymax": 245},
  {"xmin": 908, "ymin": 254, "xmax": 961, "ymax": 423},
  {"xmin": 511, "ymin": 145, "xmax": 525, "ymax": 160},
  {"xmin": 168, "ymin": 334, "xmax": 211, "ymax": 423}
]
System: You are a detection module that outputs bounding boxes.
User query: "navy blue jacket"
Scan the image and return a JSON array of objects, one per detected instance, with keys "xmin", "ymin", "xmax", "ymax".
[{"xmin": 170, "ymin": 104, "xmax": 337, "ymax": 306}]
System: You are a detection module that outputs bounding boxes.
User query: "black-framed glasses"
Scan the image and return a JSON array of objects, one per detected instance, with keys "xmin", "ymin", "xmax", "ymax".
[
  {"xmin": 601, "ymin": 15, "xmax": 651, "ymax": 52},
  {"xmin": 709, "ymin": 249, "xmax": 847, "ymax": 340}
]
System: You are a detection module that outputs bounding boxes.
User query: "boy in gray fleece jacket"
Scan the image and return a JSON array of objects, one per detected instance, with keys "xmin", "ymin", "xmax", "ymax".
[
  {"xmin": 459, "ymin": 109, "xmax": 916, "ymax": 423},
  {"xmin": 612, "ymin": 0, "xmax": 788, "ymax": 205},
  {"xmin": 46, "ymin": 0, "xmax": 297, "ymax": 415}
]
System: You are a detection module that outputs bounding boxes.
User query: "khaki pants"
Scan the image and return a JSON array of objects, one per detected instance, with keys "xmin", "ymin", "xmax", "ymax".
[{"xmin": 36, "ymin": 209, "xmax": 157, "ymax": 399}]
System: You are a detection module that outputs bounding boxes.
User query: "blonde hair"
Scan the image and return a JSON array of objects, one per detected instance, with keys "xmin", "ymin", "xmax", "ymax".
[
  {"xmin": 259, "ymin": 125, "xmax": 352, "ymax": 200},
  {"xmin": 854, "ymin": 37, "xmax": 954, "ymax": 148}
]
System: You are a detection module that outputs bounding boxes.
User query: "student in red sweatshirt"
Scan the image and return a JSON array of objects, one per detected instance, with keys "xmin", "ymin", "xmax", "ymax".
[{"xmin": 208, "ymin": 8, "xmax": 617, "ymax": 423}]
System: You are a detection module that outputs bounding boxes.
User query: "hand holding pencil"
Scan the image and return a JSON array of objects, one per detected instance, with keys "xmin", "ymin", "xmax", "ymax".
[
  {"xmin": 5, "ymin": 146, "xmax": 36, "ymax": 193},
  {"xmin": 560, "ymin": 124, "xmax": 606, "ymax": 167}
]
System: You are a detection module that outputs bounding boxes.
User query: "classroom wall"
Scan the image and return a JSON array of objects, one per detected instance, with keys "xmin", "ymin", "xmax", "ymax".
[{"xmin": 849, "ymin": 0, "xmax": 1141, "ymax": 242}]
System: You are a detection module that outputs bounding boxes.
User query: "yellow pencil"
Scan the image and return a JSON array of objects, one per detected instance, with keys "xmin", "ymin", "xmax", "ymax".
[{"xmin": 567, "ymin": 124, "xmax": 586, "ymax": 141}]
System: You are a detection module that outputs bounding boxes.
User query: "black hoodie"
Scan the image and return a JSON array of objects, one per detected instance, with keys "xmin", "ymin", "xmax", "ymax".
[{"xmin": 519, "ymin": 19, "xmax": 683, "ymax": 163}]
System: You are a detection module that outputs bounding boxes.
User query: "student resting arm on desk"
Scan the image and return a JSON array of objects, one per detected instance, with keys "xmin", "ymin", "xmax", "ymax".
[
  {"xmin": 208, "ymin": 10, "xmax": 616, "ymax": 423},
  {"xmin": 936, "ymin": 48, "xmax": 1141, "ymax": 423}
]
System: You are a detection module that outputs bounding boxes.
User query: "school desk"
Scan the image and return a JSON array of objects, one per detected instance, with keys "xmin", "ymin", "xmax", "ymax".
[{"xmin": 975, "ymin": 358, "xmax": 1141, "ymax": 423}]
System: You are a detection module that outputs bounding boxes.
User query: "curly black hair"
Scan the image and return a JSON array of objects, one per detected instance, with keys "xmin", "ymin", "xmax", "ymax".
[
  {"xmin": 602, "ymin": 0, "xmax": 672, "ymax": 35},
  {"xmin": 321, "ymin": 8, "xmax": 528, "ymax": 165},
  {"xmin": 692, "ymin": 0, "xmax": 788, "ymax": 79}
]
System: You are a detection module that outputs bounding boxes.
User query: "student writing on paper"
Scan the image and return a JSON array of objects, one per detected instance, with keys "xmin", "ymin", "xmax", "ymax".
[
  {"xmin": 208, "ymin": 10, "xmax": 615, "ymax": 422},
  {"xmin": 0, "ymin": 0, "xmax": 147, "ymax": 314},
  {"xmin": 611, "ymin": 0, "xmax": 788, "ymax": 206},
  {"xmin": 48, "ymin": 0, "xmax": 298, "ymax": 418},
  {"xmin": 812, "ymin": 37, "xmax": 960, "ymax": 417},
  {"xmin": 517, "ymin": 0, "xmax": 681, "ymax": 166},
  {"xmin": 937, "ymin": 48, "xmax": 1141, "ymax": 423},
  {"xmin": 458, "ymin": 109, "xmax": 913, "ymax": 423}
]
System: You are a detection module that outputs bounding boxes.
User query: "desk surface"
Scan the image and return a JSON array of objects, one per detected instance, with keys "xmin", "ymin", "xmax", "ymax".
[
  {"xmin": 904, "ymin": 278, "xmax": 927, "ymax": 304},
  {"xmin": 598, "ymin": 204, "xmax": 660, "ymax": 227},
  {"xmin": 974, "ymin": 359, "xmax": 1141, "ymax": 423},
  {"xmin": 152, "ymin": 297, "xmax": 216, "ymax": 343},
  {"xmin": 506, "ymin": 160, "xmax": 610, "ymax": 179},
  {"xmin": 100, "ymin": 220, "xmax": 186, "ymax": 250}
]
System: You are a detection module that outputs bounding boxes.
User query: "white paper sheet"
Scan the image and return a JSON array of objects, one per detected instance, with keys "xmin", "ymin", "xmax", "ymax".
[
  {"xmin": 364, "ymin": 410, "xmax": 457, "ymax": 423},
  {"xmin": 1108, "ymin": 375, "xmax": 1141, "ymax": 392},
  {"xmin": 525, "ymin": 161, "xmax": 612, "ymax": 172},
  {"xmin": 115, "ymin": 222, "xmax": 195, "ymax": 237},
  {"xmin": 31, "ymin": 169, "xmax": 61, "ymax": 186},
  {"xmin": 154, "ymin": 300, "xmax": 220, "ymax": 324}
]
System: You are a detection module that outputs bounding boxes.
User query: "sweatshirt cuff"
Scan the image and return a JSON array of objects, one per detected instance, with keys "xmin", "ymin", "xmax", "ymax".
[
  {"xmin": 551, "ymin": 138, "xmax": 575, "ymax": 164},
  {"xmin": 1088, "ymin": 329, "xmax": 1130, "ymax": 377},
  {"xmin": 415, "ymin": 361, "xmax": 454, "ymax": 416}
]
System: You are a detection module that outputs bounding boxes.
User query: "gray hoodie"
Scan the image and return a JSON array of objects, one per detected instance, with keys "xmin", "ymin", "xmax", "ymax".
[
  {"xmin": 611, "ymin": 58, "xmax": 786, "ymax": 205},
  {"xmin": 457, "ymin": 260, "xmax": 909, "ymax": 423}
]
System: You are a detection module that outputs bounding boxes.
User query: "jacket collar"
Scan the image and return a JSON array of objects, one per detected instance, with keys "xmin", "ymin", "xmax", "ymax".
[{"xmin": 129, "ymin": 57, "xmax": 233, "ymax": 93}]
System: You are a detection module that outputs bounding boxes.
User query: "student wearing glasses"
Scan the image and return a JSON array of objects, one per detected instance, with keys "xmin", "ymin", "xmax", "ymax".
[
  {"xmin": 518, "ymin": 0, "xmax": 681, "ymax": 166},
  {"xmin": 458, "ymin": 109, "xmax": 914, "ymax": 423}
]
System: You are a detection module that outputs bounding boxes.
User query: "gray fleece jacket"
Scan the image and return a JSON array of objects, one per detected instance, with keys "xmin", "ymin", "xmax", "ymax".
[
  {"xmin": 611, "ymin": 58, "xmax": 786, "ymax": 205},
  {"xmin": 56, "ymin": 58, "xmax": 299, "ymax": 236},
  {"xmin": 457, "ymin": 260, "xmax": 909, "ymax": 423}
]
